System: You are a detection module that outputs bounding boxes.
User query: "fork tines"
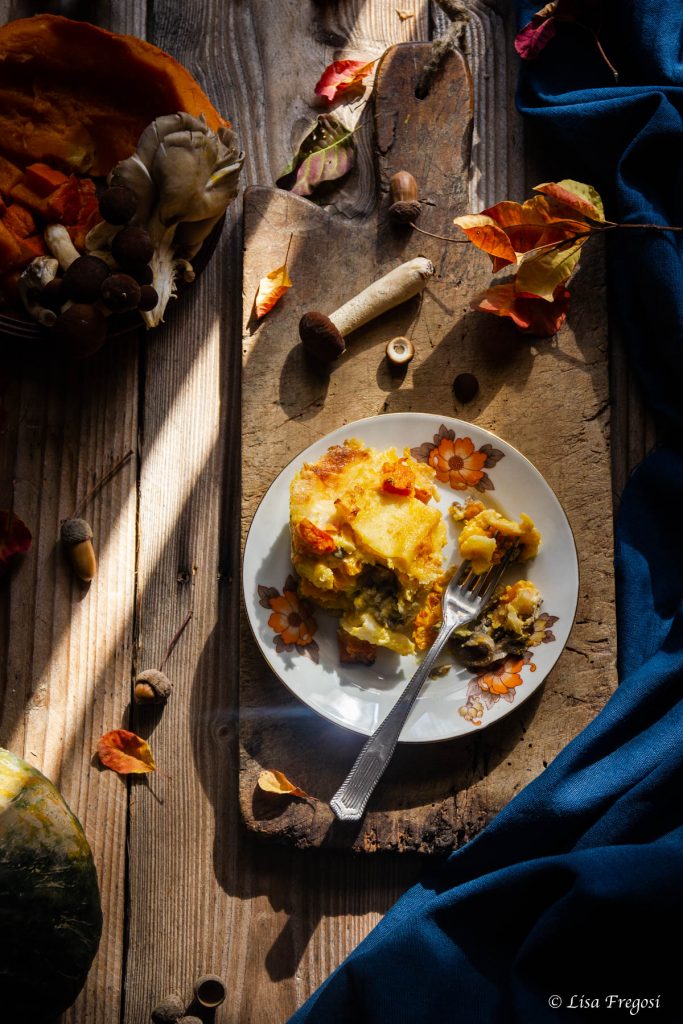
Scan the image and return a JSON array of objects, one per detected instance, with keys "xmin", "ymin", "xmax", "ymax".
[{"xmin": 460, "ymin": 544, "xmax": 519, "ymax": 603}]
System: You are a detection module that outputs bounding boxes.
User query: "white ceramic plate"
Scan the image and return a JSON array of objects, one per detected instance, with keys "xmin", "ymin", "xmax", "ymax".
[{"xmin": 243, "ymin": 413, "xmax": 578, "ymax": 743}]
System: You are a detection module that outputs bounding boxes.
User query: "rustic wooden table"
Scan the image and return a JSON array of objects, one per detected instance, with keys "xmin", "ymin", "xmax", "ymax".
[{"xmin": 0, "ymin": 2, "xmax": 651, "ymax": 1021}]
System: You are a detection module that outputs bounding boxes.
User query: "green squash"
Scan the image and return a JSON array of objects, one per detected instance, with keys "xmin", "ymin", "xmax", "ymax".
[{"xmin": 0, "ymin": 748, "xmax": 102, "ymax": 1020}]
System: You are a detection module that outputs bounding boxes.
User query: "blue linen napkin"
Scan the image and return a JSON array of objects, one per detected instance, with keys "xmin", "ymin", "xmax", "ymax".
[{"xmin": 289, "ymin": 3, "xmax": 683, "ymax": 1020}]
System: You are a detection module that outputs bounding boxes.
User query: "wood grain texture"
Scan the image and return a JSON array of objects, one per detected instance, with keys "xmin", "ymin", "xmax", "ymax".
[
  {"xmin": 240, "ymin": 31, "xmax": 617, "ymax": 851},
  {"xmin": 123, "ymin": 3, "xmax": 427, "ymax": 1022}
]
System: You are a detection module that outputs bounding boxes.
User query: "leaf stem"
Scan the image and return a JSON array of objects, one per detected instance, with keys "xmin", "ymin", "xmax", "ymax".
[
  {"xmin": 159, "ymin": 607, "xmax": 194, "ymax": 671},
  {"xmin": 410, "ymin": 223, "xmax": 468, "ymax": 244},
  {"xmin": 73, "ymin": 449, "xmax": 134, "ymax": 519}
]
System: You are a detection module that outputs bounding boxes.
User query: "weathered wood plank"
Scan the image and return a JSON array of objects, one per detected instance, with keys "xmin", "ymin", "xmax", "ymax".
[
  {"xmin": 124, "ymin": 3, "xmax": 429, "ymax": 1020},
  {"xmin": 0, "ymin": 4, "xmax": 144, "ymax": 1022}
]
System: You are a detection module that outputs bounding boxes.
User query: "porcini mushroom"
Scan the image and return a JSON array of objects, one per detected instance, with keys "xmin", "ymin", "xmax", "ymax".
[{"xmin": 299, "ymin": 257, "xmax": 434, "ymax": 364}]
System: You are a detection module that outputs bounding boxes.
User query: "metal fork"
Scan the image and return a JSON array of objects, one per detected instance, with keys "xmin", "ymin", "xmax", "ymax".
[{"xmin": 330, "ymin": 548, "xmax": 516, "ymax": 822}]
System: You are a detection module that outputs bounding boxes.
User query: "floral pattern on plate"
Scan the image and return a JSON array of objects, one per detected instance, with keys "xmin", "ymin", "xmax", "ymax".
[
  {"xmin": 411, "ymin": 424, "xmax": 504, "ymax": 492},
  {"xmin": 458, "ymin": 611, "xmax": 559, "ymax": 726},
  {"xmin": 258, "ymin": 574, "xmax": 319, "ymax": 664}
]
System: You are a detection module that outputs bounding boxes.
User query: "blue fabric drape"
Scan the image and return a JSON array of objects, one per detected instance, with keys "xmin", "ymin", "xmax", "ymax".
[{"xmin": 289, "ymin": 3, "xmax": 683, "ymax": 1020}]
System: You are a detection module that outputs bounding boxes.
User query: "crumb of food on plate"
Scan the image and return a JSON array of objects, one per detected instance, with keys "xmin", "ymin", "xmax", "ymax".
[
  {"xmin": 452, "ymin": 579, "xmax": 543, "ymax": 667},
  {"xmin": 338, "ymin": 630, "xmax": 377, "ymax": 665},
  {"xmin": 290, "ymin": 438, "xmax": 446, "ymax": 656},
  {"xmin": 451, "ymin": 502, "xmax": 541, "ymax": 575}
]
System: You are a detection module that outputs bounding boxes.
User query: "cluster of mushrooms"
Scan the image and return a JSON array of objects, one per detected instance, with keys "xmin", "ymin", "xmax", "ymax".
[{"xmin": 19, "ymin": 112, "xmax": 244, "ymax": 356}]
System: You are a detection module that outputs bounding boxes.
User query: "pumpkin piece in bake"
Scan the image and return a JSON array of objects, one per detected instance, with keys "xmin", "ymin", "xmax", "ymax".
[{"xmin": 0, "ymin": 14, "xmax": 227, "ymax": 176}]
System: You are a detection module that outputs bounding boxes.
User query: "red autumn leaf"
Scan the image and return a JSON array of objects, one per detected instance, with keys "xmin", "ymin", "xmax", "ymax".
[
  {"xmin": 97, "ymin": 729, "xmax": 156, "ymax": 775},
  {"xmin": 514, "ymin": 2, "xmax": 558, "ymax": 59},
  {"xmin": 314, "ymin": 59, "xmax": 376, "ymax": 103},
  {"xmin": 482, "ymin": 195, "xmax": 590, "ymax": 253},
  {"xmin": 255, "ymin": 262, "xmax": 292, "ymax": 319},
  {"xmin": 0, "ymin": 509, "xmax": 32, "ymax": 577},
  {"xmin": 534, "ymin": 179, "xmax": 606, "ymax": 222},
  {"xmin": 472, "ymin": 282, "xmax": 571, "ymax": 336}
]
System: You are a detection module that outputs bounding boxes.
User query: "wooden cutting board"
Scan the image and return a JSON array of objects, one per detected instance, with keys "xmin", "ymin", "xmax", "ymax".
[{"xmin": 240, "ymin": 42, "xmax": 616, "ymax": 852}]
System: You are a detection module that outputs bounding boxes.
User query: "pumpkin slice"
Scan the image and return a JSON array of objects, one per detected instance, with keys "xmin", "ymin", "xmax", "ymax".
[{"xmin": 0, "ymin": 14, "xmax": 227, "ymax": 176}]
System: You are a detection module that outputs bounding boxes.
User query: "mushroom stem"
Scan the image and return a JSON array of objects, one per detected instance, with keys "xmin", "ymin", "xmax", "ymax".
[
  {"xmin": 329, "ymin": 257, "xmax": 434, "ymax": 337},
  {"xmin": 45, "ymin": 225, "xmax": 80, "ymax": 270},
  {"xmin": 18, "ymin": 256, "xmax": 60, "ymax": 326}
]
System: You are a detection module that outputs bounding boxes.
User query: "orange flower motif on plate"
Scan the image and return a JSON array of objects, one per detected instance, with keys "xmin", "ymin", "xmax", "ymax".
[
  {"xmin": 258, "ymin": 575, "xmax": 319, "ymax": 663},
  {"xmin": 477, "ymin": 656, "xmax": 525, "ymax": 695},
  {"xmin": 411, "ymin": 424, "xmax": 503, "ymax": 493},
  {"xmin": 428, "ymin": 435, "xmax": 488, "ymax": 490}
]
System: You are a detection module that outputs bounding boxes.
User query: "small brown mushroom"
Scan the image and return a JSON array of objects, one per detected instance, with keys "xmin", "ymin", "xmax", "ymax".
[
  {"xmin": 131, "ymin": 263, "xmax": 154, "ymax": 285},
  {"xmin": 299, "ymin": 257, "xmax": 434, "ymax": 364},
  {"xmin": 63, "ymin": 256, "xmax": 111, "ymax": 303},
  {"xmin": 134, "ymin": 669, "xmax": 172, "ymax": 705},
  {"xmin": 385, "ymin": 336, "xmax": 415, "ymax": 367},
  {"xmin": 101, "ymin": 273, "xmax": 141, "ymax": 312},
  {"xmin": 99, "ymin": 185, "xmax": 138, "ymax": 226},
  {"xmin": 112, "ymin": 226, "xmax": 154, "ymax": 269},
  {"xmin": 60, "ymin": 518, "xmax": 97, "ymax": 582},
  {"xmin": 138, "ymin": 284, "xmax": 159, "ymax": 311},
  {"xmin": 55, "ymin": 304, "xmax": 107, "ymax": 359},
  {"xmin": 389, "ymin": 171, "xmax": 421, "ymax": 223}
]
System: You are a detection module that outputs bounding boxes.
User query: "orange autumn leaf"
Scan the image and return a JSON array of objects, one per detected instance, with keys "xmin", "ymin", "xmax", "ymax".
[
  {"xmin": 0, "ymin": 509, "xmax": 32, "ymax": 577},
  {"xmin": 257, "ymin": 769, "xmax": 309, "ymax": 798},
  {"xmin": 255, "ymin": 262, "xmax": 292, "ymax": 319},
  {"xmin": 97, "ymin": 729, "xmax": 156, "ymax": 775},
  {"xmin": 452, "ymin": 214, "xmax": 517, "ymax": 271},
  {"xmin": 534, "ymin": 179, "xmax": 606, "ymax": 222},
  {"xmin": 471, "ymin": 282, "xmax": 571, "ymax": 336},
  {"xmin": 314, "ymin": 59, "xmax": 376, "ymax": 103}
]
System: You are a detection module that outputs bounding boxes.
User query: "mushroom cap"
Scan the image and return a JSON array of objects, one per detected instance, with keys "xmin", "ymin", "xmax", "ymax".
[
  {"xmin": 138, "ymin": 284, "xmax": 159, "ymax": 311},
  {"xmin": 60, "ymin": 517, "xmax": 93, "ymax": 545},
  {"xmin": 130, "ymin": 262, "xmax": 154, "ymax": 285},
  {"xmin": 98, "ymin": 185, "xmax": 137, "ymax": 226},
  {"xmin": 111, "ymin": 226, "xmax": 154, "ymax": 269},
  {"xmin": 40, "ymin": 277, "xmax": 65, "ymax": 311},
  {"xmin": 101, "ymin": 273, "xmax": 141, "ymax": 312},
  {"xmin": 63, "ymin": 255, "xmax": 110, "ymax": 302},
  {"xmin": 299, "ymin": 311, "xmax": 345, "ymax": 363},
  {"xmin": 55, "ymin": 303, "xmax": 107, "ymax": 358}
]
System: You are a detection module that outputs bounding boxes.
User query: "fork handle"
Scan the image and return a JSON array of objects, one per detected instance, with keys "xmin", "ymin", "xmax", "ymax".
[{"xmin": 330, "ymin": 618, "xmax": 456, "ymax": 822}]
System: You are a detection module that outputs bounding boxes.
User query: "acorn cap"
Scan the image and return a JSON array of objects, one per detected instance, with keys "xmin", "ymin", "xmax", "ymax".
[
  {"xmin": 299, "ymin": 312, "xmax": 345, "ymax": 363},
  {"xmin": 385, "ymin": 336, "xmax": 415, "ymax": 366},
  {"xmin": 60, "ymin": 517, "xmax": 93, "ymax": 546},
  {"xmin": 194, "ymin": 974, "xmax": 227, "ymax": 1008}
]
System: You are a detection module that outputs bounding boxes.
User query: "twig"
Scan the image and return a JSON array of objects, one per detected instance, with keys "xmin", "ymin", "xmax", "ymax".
[
  {"xmin": 73, "ymin": 449, "xmax": 134, "ymax": 519},
  {"xmin": 410, "ymin": 223, "xmax": 468, "ymax": 244},
  {"xmin": 159, "ymin": 608, "xmax": 194, "ymax": 671}
]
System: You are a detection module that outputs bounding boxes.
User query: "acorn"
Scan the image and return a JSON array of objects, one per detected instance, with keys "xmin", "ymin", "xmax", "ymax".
[
  {"xmin": 134, "ymin": 669, "xmax": 172, "ymax": 705},
  {"xmin": 101, "ymin": 273, "xmax": 141, "ymax": 312},
  {"xmin": 99, "ymin": 185, "xmax": 138, "ymax": 226},
  {"xmin": 194, "ymin": 974, "xmax": 227, "ymax": 1008},
  {"xmin": 63, "ymin": 255, "xmax": 111, "ymax": 303},
  {"xmin": 385, "ymin": 336, "xmax": 415, "ymax": 367},
  {"xmin": 60, "ymin": 517, "xmax": 96, "ymax": 582},
  {"xmin": 389, "ymin": 171, "xmax": 421, "ymax": 223},
  {"xmin": 112, "ymin": 226, "xmax": 154, "ymax": 269},
  {"xmin": 150, "ymin": 994, "xmax": 185, "ymax": 1024}
]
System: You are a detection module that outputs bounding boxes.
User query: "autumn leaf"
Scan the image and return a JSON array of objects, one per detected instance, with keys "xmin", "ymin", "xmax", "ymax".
[
  {"xmin": 452, "ymin": 214, "xmax": 517, "ymax": 271},
  {"xmin": 472, "ymin": 282, "xmax": 571, "ymax": 336},
  {"xmin": 277, "ymin": 114, "xmax": 355, "ymax": 198},
  {"xmin": 257, "ymin": 769, "xmax": 309, "ymax": 798},
  {"xmin": 515, "ymin": 236, "xmax": 586, "ymax": 300},
  {"xmin": 397, "ymin": 9, "xmax": 416, "ymax": 20},
  {"xmin": 514, "ymin": 1, "xmax": 558, "ymax": 58},
  {"xmin": 515, "ymin": 0, "xmax": 618, "ymax": 81},
  {"xmin": 314, "ymin": 59, "xmax": 376, "ymax": 103},
  {"xmin": 0, "ymin": 509, "xmax": 32, "ymax": 578},
  {"xmin": 534, "ymin": 179, "xmax": 606, "ymax": 222},
  {"xmin": 97, "ymin": 729, "xmax": 156, "ymax": 775},
  {"xmin": 255, "ymin": 263, "xmax": 292, "ymax": 318}
]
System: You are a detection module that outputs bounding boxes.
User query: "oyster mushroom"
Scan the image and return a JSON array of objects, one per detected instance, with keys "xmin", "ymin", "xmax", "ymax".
[{"xmin": 109, "ymin": 111, "xmax": 244, "ymax": 327}]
